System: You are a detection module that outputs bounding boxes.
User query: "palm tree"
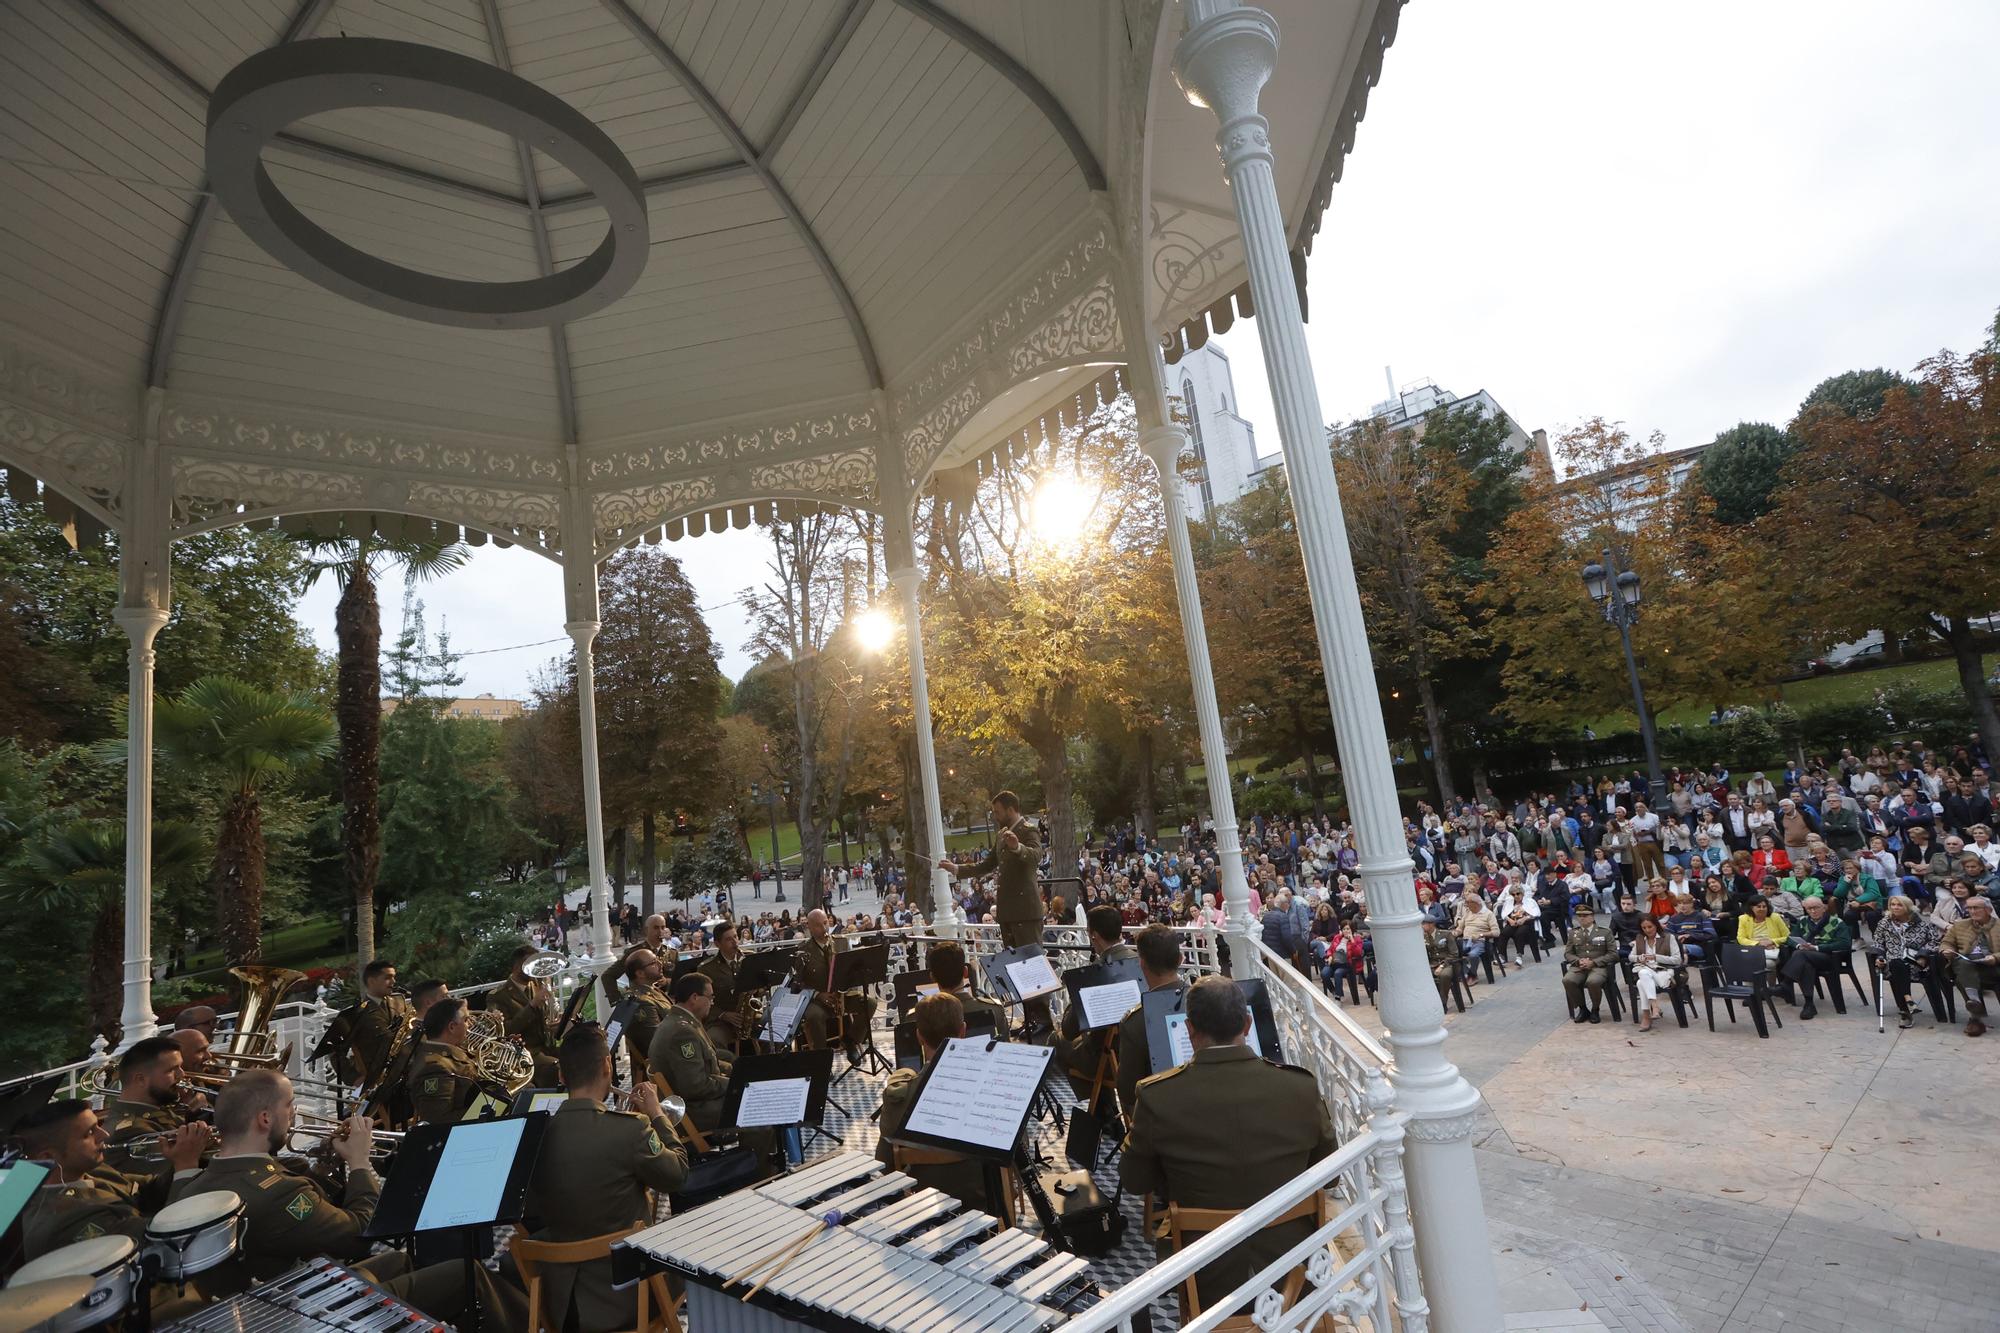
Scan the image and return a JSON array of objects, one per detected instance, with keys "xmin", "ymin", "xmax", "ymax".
[
  {"xmin": 4, "ymin": 819, "xmax": 206, "ymax": 1042},
  {"xmin": 154, "ymin": 676, "xmax": 335, "ymax": 964},
  {"xmin": 296, "ymin": 536, "xmax": 465, "ymax": 967}
]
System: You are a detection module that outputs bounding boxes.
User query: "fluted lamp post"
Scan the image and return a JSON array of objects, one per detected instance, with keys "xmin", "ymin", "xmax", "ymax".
[{"xmin": 1581, "ymin": 550, "xmax": 1662, "ymax": 792}]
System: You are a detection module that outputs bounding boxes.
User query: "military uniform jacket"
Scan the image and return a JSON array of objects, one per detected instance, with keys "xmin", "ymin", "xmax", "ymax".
[
  {"xmin": 647, "ymin": 1006, "xmax": 730, "ymax": 1106},
  {"xmin": 790, "ymin": 934, "xmax": 847, "ymax": 994},
  {"xmin": 20, "ymin": 1167, "xmax": 190, "ymax": 1260},
  {"xmin": 1565, "ymin": 924, "xmax": 1617, "ymax": 971},
  {"xmin": 1119, "ymin": 1045, "xmax": 1336, "ymax": 1297},
  {"xmin": 949, "ymin": 985, "xmax": 1011, "ymax": 1035},
  {"xmin": 1117, "ymin": 977, "xmax": 1187, "ymax": 1118},
  {"xmin": 964, "ymin": 817, "xmax": 1043, "ymax": 925},
  {"xmin": 875, "ymin": 1067, "xmax": 987, "ymax": 1211},
  {"xmin": 332, "ymin": 993, "xmax": 416, "ymax": 1086},
  {"xmin": 185, "ymin": 1155, "xmax": 380, "ymax": 1286},
  {"xmin": 697, "ymin": 951, "xmax": 746, "ymax": 1012},
  {"xmin": 623, "ymin": 983, "xmax": 673, "ymax": 1069},
  {"xmin": 490, "ymin": 978, "xmax": 556, "ymax": 1059},
  {"xmin": 526, "ymin": 1098, "xmax": 689, "ymax": 1333},
  {"xmin": 406, "ymin": 1040, "xmax": 480, "ymax": 1124},
  {"xmin": 1423, "ymin": 931, "xmax": 1458, "ymax": 977},
  {"xmin": 103, "ymin": 1098, "xmax": 184, "ymax": 1173}
]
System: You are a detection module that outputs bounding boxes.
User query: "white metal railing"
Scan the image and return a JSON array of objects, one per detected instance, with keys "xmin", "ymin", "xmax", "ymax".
[
  {"xmin": 1238, "ymin": 937, "xmax": 1396, "ymax": 1143},
  {"xmin": 1067, "ymin": 1115, "xmax": 1428, "ymax": 1333}
]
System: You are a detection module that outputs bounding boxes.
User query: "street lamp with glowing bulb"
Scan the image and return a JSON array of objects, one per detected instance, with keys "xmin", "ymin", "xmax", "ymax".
[{"xmin": 1581, "ymin": 547, "xmax": 1661, "ymax": 790}]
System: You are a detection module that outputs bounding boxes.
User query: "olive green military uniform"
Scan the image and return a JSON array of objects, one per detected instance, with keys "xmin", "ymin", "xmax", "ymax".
[
  {"xmin": 522, "ymin": 1098, "xmax": 689, "ymax": 1332},
  {"xmin": 1116, "ymin": 976, "xmax": 1187, "ymax": 1119},
  {"xmin": 489, "ymin": 978, "xmax": 558, "ymax": 1083},
  {"xmin": 791, "ymin": 935, "xmax": 877, "ymax": 1050},
  {"xmin": 102, "ymin": 1098, "xmax": 185, "ymax": 1175},
  {"xmin": 697, "ymin": 951, "xmax": 749, "ymax": 1053},
  {"xmin": 946, "ymin": 984, "xmax": 1011, "ymax": 1037},
  {"xmin": 330, "ymin": 992, "xmax": 416, "ymax": 1087},
  {"xmin": 623, "ymin": 982, "xmax": 673, "ymax": 1079},
  {"xmin": 1120, "ymin": 1045, "xmax": 1337, "ymax": 1309},
  {"xmin": 405, "ymin": 1040, "xmax": 480, "ymax": 1125},
  {"xmin": 875, "ymin": 1067, "xmax": 988, "ymax": 1212},
  {"xmin": 953, "ymin": 816, "xmax": 1044, "ymax": 943},
  {"xmin": 19, "ymin": 1166, "xmax": 188, "ymax": 1260},
  {"xmin": 1055, "ymin": 942, "xmax": 1137, "ymax": 1105},
  {"xmin": 1563, "ymin": 920, "xmax": 1618, "ymax": 1015},
  {"xmin": 647, "ymin": 1005, "xmax": 731, "ymax": 1131},
  {"xmin": 1423, "ymin": 929, "xmax": 1460, "ymax": 999},
  {"xmin": 185, "ymin": 1154, "xmax": 515, "ymax": 1325}
]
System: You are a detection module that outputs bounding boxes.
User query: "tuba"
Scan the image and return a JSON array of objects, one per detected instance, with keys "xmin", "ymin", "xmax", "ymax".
[{"xmin": 220, "ymin": 964, "xmax": 309, "ymax": 1067}]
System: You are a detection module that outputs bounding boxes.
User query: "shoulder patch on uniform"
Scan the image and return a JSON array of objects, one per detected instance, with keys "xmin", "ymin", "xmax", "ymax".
[
  {"xmin": 284, "ymin": 1192, "xmax": 316, "ymax": 1222},
  {"xmin": 643, "ymin": 1129, "xmax": 664, "ymax": 1156},
  {"xmin": 258, "ymin": 1173, "xmax": 284, "ymax": 1190},
  {"xmin": 677, "ymin": 1040, "xmax": 697, "ymax": 1061},
  {"xmin": 77, "ymin": 1222, "xmax": 104, "ymax": 1240},
  {"xmin": 423, "ymin": 1075, "xmax": 442, "ymax": 1095}
]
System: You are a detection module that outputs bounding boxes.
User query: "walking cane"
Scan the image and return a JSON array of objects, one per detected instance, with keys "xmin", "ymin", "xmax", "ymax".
[{"xmin": 1875, "ymin": 955, "xmax": 1886, "ymax": 1035}]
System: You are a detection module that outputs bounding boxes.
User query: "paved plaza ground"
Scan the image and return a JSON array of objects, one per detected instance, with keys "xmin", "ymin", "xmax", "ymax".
[{"xmin": 1434, "ymin": 949, "xmax": 2000, "ymax": 1333}]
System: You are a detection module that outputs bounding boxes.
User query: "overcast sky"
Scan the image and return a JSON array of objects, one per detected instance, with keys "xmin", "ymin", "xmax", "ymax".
[{"xmin": 300, "ymin": 0, "xmax": 2000, "ymax": 696}]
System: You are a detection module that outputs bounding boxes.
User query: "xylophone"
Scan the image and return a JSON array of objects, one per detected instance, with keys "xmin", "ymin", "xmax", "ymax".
[
  {"xmin": 162, "ymin": 1257, "xmax": 449, "ymax": 1332},
  {"xmin": 617, "ymin": 1151, "xmax": 1099, "ymax": 1332}
]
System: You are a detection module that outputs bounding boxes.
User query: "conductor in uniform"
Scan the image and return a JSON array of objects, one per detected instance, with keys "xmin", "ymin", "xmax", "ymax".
[
  {"xmin": 1116, "ymin": 924, "xmax": 1187, "ymax": 1120},
  {"xmin": 939, "ymin": 790, "xmax": 1043, "ymax": 948},
  {"xmin": 491, "ymin": 944, "xmax": 560, "ymax": 1083},
  {"xmin": 647, "ymin": 973, "xmax": 732, "ymax": 1132},
  {"xmin": 1562, "ymin": 902, "xmax": 1618, "ymax": 1023},
  {"xmin": 404, "ymin": 997, "xmax": 481, "ymax": 1125},
  {"xmin": 1120, "ymin": 976, "xmax": 1336, "ymax": 1312},
  {"xmin": 1055, "ymin": 905, "xmax": 1136, "ymax": 1105},
  {"xmin": 524, "ymin": 1025, "xmax": 689, "ymax": 1331}
]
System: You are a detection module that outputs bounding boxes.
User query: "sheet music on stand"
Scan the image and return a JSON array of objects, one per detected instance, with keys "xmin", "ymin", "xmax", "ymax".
[
  {"xmin": 982, "ymin": 943, "xmax": 1063, "ymax": 1004},
  {"xmin": 889, "ymin": 1036, "xmax": 1054, "ymax": 1163},
  {"xmin": 758, "ymin": 985, "xmax": 811, "ymax": 1045}
]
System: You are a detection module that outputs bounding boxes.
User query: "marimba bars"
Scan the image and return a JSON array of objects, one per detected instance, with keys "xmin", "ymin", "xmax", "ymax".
[
  {"xmin": 163, "ymin": 1257, "xmax": 447, "ymax": 1332},
  {"xmin": 618, "ymin": 1151, "xmax": 1097, "ymax": 1332}
]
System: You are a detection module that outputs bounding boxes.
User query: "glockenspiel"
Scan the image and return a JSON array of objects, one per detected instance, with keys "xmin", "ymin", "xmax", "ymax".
[
  {"xmin": 617, "ymin": 1151, "xmax": 1098, "ymax": 1332},
  {"xmin": 162, "ymin": 1256, "xmax": 448, "ymax": 1331}
]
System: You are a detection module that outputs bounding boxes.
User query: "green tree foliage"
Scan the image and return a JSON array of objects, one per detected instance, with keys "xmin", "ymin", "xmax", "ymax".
[
  {"xmin": 1697, "ymin": 422, "xmax": 1797, "ymax": 525},
  {"xmin": 376, "ymin": 603, "xmax": 532, "ymax": 977},
  {"xmin": 1797, "ymin": 368, "xmax": 1907, "ymax": 421}
]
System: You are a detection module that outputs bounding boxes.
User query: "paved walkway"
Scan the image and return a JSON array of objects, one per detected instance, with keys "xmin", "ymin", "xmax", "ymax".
[{"xmin": 1413, "ymin": 948, "xmax": 2000, "ymax": 1333}]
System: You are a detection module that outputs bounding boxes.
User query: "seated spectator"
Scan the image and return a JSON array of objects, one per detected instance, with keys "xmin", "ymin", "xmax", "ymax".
[
  {"xmin": 1872, "ymin": 895, "xmax": 1941, "ymax": 1029},
  {"xmin": 1607, "ymin": 893, "xmax": 1647, "ymax": 956},
  {"xmin": 1930, "ymin": 878, "xmax": 1975, "ymax": 932},
  {"xmin": 1777, "ymin": 867, "xmax": 1823, "ymax": 902},
  {"xmin": 1561, "ymin": 903, "xmax": 1616, "ymax": 1023},
  {"xmin": 1737, "ymin": 898, "xmax": 1789, "ymax": 970},
  {"xmin": 1643, "ymin": 878, "xmax": 1676, "ymax": 918},
  {"xmin": 1454, "ymin": 891, "xmax": 1501, "ymax": 982},
  {"xmin": 1664, "ymin": 894, "xmax": 1717, "ymax": 962},
  {"xmin": 1422, "ymin": 918, "xmax": 1459, "ymax": 1002},
  {"xmin": 1940, "ymin": 896, "xmax": 2000, "ymax": 1036},
  {"xmin": 1779, "ymin": 896, "xmax": 1852, "ymax": 1019},
  {"xmin": 1748, "ymin": 835, "xmax": 1791, "ymax": 887},
  {"xmin": 1495, "ymin": 884, "xmax": 1541, "ymax": 964},
  {"xmin": 1761, "ymin": 880, "xmax": 1806, "ymax": 925},
  {"xmin": 1321, "ymin": 921, "xmax": 1367, "ymax": 999},
  {"xmin": 1629, "ymin": 915, "xmax": 1684, "ymax": 1032},
  {"xmin": 1833, "ymin": 860, "xmax": 1885, "ymax": 933}
]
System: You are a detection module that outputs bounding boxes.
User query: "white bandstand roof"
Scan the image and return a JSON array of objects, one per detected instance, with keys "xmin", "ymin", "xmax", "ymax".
[{"xmin": 2, "ymin": 0, "xmax": 1397, "ymax": 559}]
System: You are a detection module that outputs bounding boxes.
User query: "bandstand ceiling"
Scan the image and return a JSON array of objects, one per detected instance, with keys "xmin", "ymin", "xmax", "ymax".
[{"xmin": 0, "ymin": 0, "xmax": 1400, "ymax": 558}]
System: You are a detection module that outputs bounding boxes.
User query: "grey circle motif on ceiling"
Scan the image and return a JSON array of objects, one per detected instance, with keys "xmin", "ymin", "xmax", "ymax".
[{"xmin": 206, "ymin": 38, "xmax": 649, "ymax": 328}]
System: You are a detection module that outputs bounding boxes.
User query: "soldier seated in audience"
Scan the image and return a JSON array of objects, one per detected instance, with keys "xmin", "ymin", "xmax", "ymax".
[
  {"xmin": 1562, "ymin": 903, "xmax": 1617, "ymax": 1023},
  {"xmin": 1120, "ymin": 977, "xmax": 1335, "ymax": 1316},
  {"xmin": 521, "ymin": 1025, "xmax": 689, "ymax": 1331}
]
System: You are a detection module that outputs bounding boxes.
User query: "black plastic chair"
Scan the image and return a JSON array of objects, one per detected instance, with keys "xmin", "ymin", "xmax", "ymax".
[
  {"xmin": 1864, "ymin": 948, "xmax": 1954, "ymax": 1024},
  {"xmin": 1560, "ymin": 958, "xmax": 1622, "ymax": 1022},
  {"xmin": 1622, "ymin": 959, "xmax": 1692, "ymax": 1028},
  {"xmin": 1702, "ymin": 943, "xmax": 1785, "ymax": 1038},
  {"xmin": 1805, "ymin": 950, "xmax": 1867, "ymax": 1013},
  {"xmin": 1462, "ymin": 938, "xmax": 1508, "ymax": 986}
]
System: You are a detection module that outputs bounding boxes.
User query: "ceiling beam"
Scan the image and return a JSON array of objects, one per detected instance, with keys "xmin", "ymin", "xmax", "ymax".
[
  {"xmin": 887, "ymin": 0, "xmax": 1106, "ymax": 192},
  {"xmin": 598, "ymin": 0, "xmax": 884, "ymax": 390},
  {"xmin": 761, "ymin": 0, "xmax": 871, "ymax": 164},
  {"xmin": 539, "ymin": 160, "xmax": 753, "ymax": 215},
  {"xmin": 479, "ymin": 0, "xmax": 579, "ymax": 447}
]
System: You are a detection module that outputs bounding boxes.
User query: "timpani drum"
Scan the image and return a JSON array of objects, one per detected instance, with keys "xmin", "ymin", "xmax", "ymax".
[
  {"xmin": 6, "ymin": 1235, "xmax": 140, "ymax": 1331},
  {"xmin": 144, "ymin": 1189, "xmax": 245, "ymax": 1279}
]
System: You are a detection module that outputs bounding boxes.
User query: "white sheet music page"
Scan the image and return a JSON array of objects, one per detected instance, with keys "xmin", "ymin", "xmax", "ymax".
[
  {"xmin": 737, "ymin": 1076, "xmax": 812, "ymax": 1127},
  {"xmin": 1002, "ymin": 953, "xmax": 1061, "ymax": 1000},
  {"xmin": 1163, "ymin": 1011, "xmax": 1263, "ymax": 1067},
  {"xmin": 416, "ymin": 1117, "xmax": 526, "ymax": 1230},
  {"xmin": 900, "ymin": 1037, "xmax": 1053, "ymax": 1153},
  {"xmin": 761, "ymin": 986, "xmax": 810, "ymax": 1042},
  {"xmin": 1079, "ymin": 978, "xmax": 1142, "ymax": 1029}
]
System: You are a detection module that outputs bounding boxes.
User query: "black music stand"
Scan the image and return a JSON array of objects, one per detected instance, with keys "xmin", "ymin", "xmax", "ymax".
[
  {"xmin": 890, "ymin": 967, "xmax": 942, "ymax": 1019},
  {"xmin": 981, "ymin": 943, "xmax": 1064, "ymax": 1008},
  {"xmin": 720, "ymin": 1049, "xmax": 837, "ymax": 1150},
  {"xmin": 892, "ymin": 1010, "xmax": 997, "ymax": 1072},
  {"xmin": 1062, "ymin": 956, "xmax": 1144, "ymax": 1032},
  {"xmin": 736, "ymin": 946, "xmax": 799, "ymax": 993},
  {"xmin": 827, "ymin": 944, "xmax": 893, "ymax": 1078},
  {"xmin": 757, "ymin": 984, "xmax": 813, "ymax": 1049},
  {"xmin": 886, "ymin": 1036, "xmax": 1054, "ymax": 1223},
  {"xmin": 1140, "ymin": 977, "xmax": 1282, "ymax": 1075},
  {"xmin": 364, "ymin": 1114, "xmax": 549, "ymax": 1332},
  {"xmin": 552, "ymin": 977, "xmax": 596, "ymax": 1041}
]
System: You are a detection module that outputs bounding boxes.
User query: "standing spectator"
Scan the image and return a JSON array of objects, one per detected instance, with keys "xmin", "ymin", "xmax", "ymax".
[
  {"xmin": 1777, "ymin": 798, "xmax": 1817, "ymax": 863},
  {"xmin": 1627, "ymin": 801, "xmax": 1665, "ymax": 882},
  {"xmin": 1820, "ymin": 792, "xmax": 1865, "ymax": 855}
]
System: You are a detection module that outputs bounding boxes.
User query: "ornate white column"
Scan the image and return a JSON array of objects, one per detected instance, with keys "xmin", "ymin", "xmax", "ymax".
[
  {"xmin": 1121, "ymin": 334, "xmax": 1257, "ymax": 952},
  {"xmin": 881, "ymin": 489, "xmax": 960, "ymax": 930},
  {"xmin": 1175, "ymin": 5, "xmax": 1501, "ymax": 1330},
  {"xmin": 560, "ymin": 482, "xmax": 614, "ymax": 971},
  {"xmin": 115, "ymin": 391, "xmax": 173, "ymax": 1049}
]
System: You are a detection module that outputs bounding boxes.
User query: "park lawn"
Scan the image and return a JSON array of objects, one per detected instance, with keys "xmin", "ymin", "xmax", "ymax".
[
  {"xmin": 1578, "ymin": 654, "xmax": 1995, "ymax": 735},
  {"xmin": 174, "ymin": 917, "xmax": 347, "ymax": 979},
  {"xmin": 744, "ymin": 824, "xmax": 995, "ymax": 869}
]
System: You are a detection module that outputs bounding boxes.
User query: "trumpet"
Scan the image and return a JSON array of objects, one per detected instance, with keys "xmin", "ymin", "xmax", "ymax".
[
  {"xmin": 111, "ymin": 1125, "xmax": 215, "ymax": 1161},
  {"xmin": 288, "ymin": 1111, "xmax": 405, "ymax": 1159},
  {"xmin": 607, "ymin": 1086, "xmax": 686, "ymax": 1121}
]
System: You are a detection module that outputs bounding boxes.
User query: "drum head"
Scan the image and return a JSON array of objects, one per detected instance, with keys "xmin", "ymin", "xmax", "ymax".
[
  {"xmin": 0, "ymin": 1277, "xmax": 97, "ymax": 1325},
  {"xmin": 10, "ymin": 1234, "xmax": 137, "ymax": 1284},
  {"xmin": 148, "ymin": 1189, "xmax": 244, "ymax": 1238}
]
